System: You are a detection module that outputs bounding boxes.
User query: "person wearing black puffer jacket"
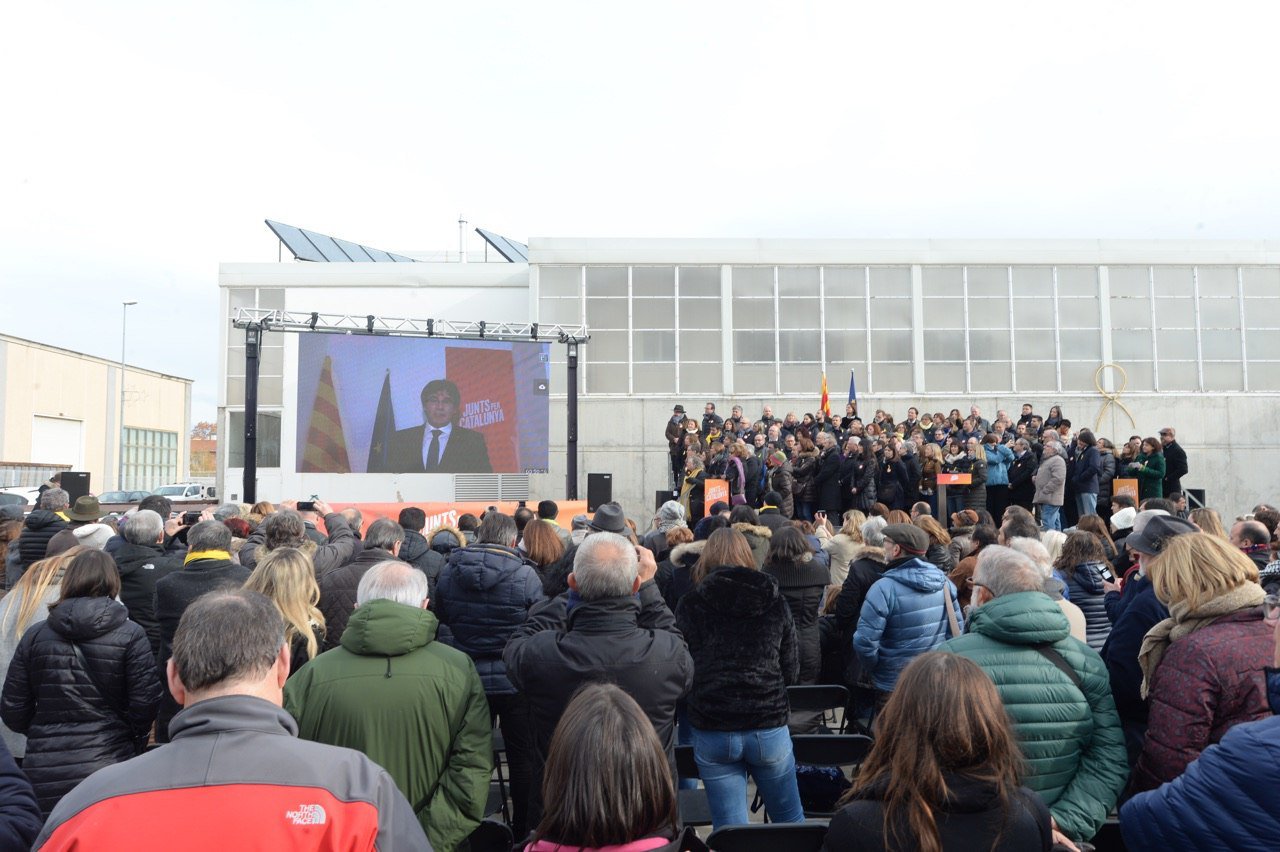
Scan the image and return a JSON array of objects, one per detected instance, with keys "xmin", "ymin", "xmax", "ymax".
[
  {"xmin": 0, "ymin": 550, "xmax": 160, "ymax": 817},
  {"xmin": 396, "ymin": 507, "xmax": 445, "ymax": 596},
  {"xmin": 111, "ymin": 510, "xmax": 183, "ymax": 659},
  {"xmin": 15, "ymin": 488, "xmax": 70, "ymax": 579},
  {"xmin": 435, "ymin": 511, "xmax": 544, "ymax": 841},
  {"xmin": 676, "ymin": 527, "xmax": 803, "ymax": 830},
  {"xmin": 1053, "ymin": 530, "xmax": 1113, "ymax": 652},
  {"xmin": 763, "ymin": 527, "xmax": 830, "ymax": 686}
]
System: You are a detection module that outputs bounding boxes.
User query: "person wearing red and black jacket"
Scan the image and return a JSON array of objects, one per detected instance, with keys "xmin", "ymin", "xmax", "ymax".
[{"xmin": 35, "ymin": 589, "xmax": 427, "ymax": 851}]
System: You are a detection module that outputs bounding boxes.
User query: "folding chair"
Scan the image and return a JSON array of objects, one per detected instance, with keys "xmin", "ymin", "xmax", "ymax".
[
  {"xmin": 706, "ymin": 822, "xmax": 829, "ymax": 852},
  {"xmin": 466, "ymin": 819, "xmax": 514, "ymax": 852},
  {"xmin": 787, "ymin": 684, "xmax": 851, "ymax": 733},
  {"xmin": 490, "ymin": 726, "xmax": 511, "ymax": 825},
  {"xmin": 675, "ymin": 745, "xmax": 714, "ymax": 827},
  {"xmin": 789, "ymin": 734, "xmax": 873, "ymax": 819}
]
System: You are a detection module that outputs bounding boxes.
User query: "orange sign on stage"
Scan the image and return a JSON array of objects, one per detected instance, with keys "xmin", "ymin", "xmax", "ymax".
[
  {"xmin": 704, "ymin": 479, "xmax": 729, "ymax": 509},
  {"xmin": 937, "ymin": 473, "xmax": 973, "ymax": 486},
  {"xmin": 1112, "ymin": 478, "xmax": 1139, "ymax": 502}
]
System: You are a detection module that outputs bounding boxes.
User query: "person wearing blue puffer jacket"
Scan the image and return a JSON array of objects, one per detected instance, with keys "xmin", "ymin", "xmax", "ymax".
[
  {"xmin": 1120, "ymin": 624, "xmax": 1280, "ymax": 851},
  {"xmin": 1054, "ymin": 531, "xmax": 1113, "ymax": 651},
  {"xmin": 853, "ymin": 524, "xmax": 963, "ymax": 704},
  {"xmin": 983, "ymin": 433, "xmax": 1015, "ymax": 521}
]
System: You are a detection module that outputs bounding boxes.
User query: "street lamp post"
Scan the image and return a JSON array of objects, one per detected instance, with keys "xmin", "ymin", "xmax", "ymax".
[{"xmin": 119, "ymin": 301, "xmax": 137, "ymax": 491}]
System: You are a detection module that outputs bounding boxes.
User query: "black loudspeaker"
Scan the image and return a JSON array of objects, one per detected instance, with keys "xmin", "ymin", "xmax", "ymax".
[
  {"xmin": 1186, "ymin": 488, "xmax": 1206, "ymax": 510},
  {"xmin": 62, "ymin": 471, "xmax": 91, "ymax": 503},
  {"xmin": 587, "ymin": 473, "xmax": 613, "ymax": 512},
  {"xmin": 656, "ymin": 490, "xmax": 673, "ymax": 512}
]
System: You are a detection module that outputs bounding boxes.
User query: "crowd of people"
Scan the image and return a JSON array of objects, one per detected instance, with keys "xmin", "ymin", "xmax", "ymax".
[
  {"xmin": 665, "ymin": 401, "xmax": 1192, "ymax": 535},
  {"xmin": 0, "ymin": 456, "xmax": 1277, "ymax": 849}
]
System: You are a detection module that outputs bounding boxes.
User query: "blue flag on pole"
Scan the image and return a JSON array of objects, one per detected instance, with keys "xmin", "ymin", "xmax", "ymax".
[
  {"xmin": 848, "ymin": 368, "xmax": 857, "ymax": 403},
  {"xmin": 367, "ymin": 370, "xmax": 396, "ymax": 472}
]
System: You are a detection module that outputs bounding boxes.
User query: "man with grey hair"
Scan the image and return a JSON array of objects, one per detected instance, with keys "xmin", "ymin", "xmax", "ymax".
[
  {"xmin": 113, "ymin": 509, "xmax": 184, "ymax": 657},
  {"xmin": 39, "ymin": 590, "xmax": 428, "ymax": 850},
  {"xmin": 505, "ymin": 532, "xmax": 692, "ymax": 825},
  {"xmin": 318, "ymin": 518, "xmax": 407, "ymax": 651},
  {"xmin": 830, "ymin": 515, "xmax": 891, "ymax": 688},
  {"xmin": 1006, "ymin": 536, "xmax": 1087, "ymax": 643},
  {"xmin": 14, "ymin": 488, "xmax": 70, "ymax": 576},
  {"xmin": 239, "ymin": 499, "xmax": 357, "ymax": 576},
  {"xmin": 944, "ymin": 545, "xmax": 1126, "ymax": 843},
  {"xmin": 211, "ymin": 503, "xmax": 242, "ymax": 522},
  {"xmin": 287, "ymin": 562, "xmax": 490, "ymax": 851},
  {"xmin": 1033, "ymin": 441, "xmax": 1066, "ymax": 532},
  {"xmin": 153, "ymin": 520, "xmax": 251, "ymax": 741}
]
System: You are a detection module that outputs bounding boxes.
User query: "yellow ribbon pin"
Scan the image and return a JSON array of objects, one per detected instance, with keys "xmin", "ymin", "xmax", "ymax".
[{"xmin": 1094, "ymin": 363, "xmax": 1136, "ymax": 434}]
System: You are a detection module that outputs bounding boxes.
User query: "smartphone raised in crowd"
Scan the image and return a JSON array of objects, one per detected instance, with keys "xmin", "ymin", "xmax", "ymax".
[
  {"xmin": 182, "ymin": 511, "xmax": 201, "ymax": 525},
  {"xmin": 297, "ymin": 501, "xmax": 316, "ymax": 512}
]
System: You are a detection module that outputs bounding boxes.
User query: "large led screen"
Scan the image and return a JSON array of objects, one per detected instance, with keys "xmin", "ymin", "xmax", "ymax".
[{"xmin": 296, "ymin": 335, "xmax": 550, "ymax": 474}]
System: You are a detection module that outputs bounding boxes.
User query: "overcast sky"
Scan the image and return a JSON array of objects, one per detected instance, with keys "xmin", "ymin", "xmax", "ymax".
[{"xmin": 3, "ymin": 2, "xmax": 1278, "ymax": 426}]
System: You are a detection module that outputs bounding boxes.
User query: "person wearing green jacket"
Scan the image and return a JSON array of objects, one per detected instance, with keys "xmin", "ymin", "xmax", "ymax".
[
  {"xmin": 1126, "ymin": 438, "xmax": 1167, "ymax": 502},
  {"xmin": 285, "ymin": 561, "xmax": 492, "ymax": 852},
  {"xmin": 944, "ymin": 545, "xmax": 1127, "ymax": 843}
]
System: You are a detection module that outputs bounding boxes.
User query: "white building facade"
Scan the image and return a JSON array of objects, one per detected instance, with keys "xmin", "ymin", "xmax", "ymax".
[{"xmin": 219, "ymin": 239, "xmax": 1280, "ymax": 518}]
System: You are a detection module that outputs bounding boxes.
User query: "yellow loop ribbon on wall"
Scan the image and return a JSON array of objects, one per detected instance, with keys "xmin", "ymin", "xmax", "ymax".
[{"xmin": 1094, "ymin": 363, "xmax": 1136, "ymax": 434}]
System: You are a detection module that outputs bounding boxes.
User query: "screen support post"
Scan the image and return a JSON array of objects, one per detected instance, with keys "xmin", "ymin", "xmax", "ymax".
[
  {"xmin": 243, "ymin": 321, "xmax": 264, "ymax": 504},
  {"xmin": 565, "ymin": 338, "xmax": 580, "ymax": 500}
]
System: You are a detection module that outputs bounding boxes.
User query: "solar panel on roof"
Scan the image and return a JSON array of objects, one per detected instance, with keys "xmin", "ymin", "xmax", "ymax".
[
  {"xmin": 475, "ymin": 228, "xmax": 529, "ymax": 263},
  {"xmin": 264, "ymin": 220, "xmax": 419, "ymax": 263}
]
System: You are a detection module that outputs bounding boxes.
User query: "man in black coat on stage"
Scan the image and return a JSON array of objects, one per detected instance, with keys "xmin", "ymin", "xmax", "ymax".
[
  {"xmin": 1159, "ymin": 427, "xmax": 1188, "ymax": 497},
  {"xmin": 388, "ymin": 379, "xmax": 492, "ymax": 473}
]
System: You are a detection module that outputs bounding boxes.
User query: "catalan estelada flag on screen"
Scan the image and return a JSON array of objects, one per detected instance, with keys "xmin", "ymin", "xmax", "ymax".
[
  {"xmin": 820, "ymin": 372, "xmax": 830, "ymax": 418},
  {"xmin": 301, "ymin": 355, "xmax": 351, "ymax": 473}
]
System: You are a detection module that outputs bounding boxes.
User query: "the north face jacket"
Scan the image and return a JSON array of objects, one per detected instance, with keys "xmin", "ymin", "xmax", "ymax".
[
  {"xmin": 943, "ymin": 591, "xmax": 1127, "ymax": 842},
  {"xmin": 111, "ymin": 541, "xmax": 184, "ymax": 659},
  {"xmin": 853, "ymin": 556, "xmax": 964, "ymax": 692},
  {"xmin": 34, "ymin": 694, "xmax": 429, "ymax": 850},
  {"xmin": 285, "ymin": 599, "xmax": 490, "ymax": 852}
]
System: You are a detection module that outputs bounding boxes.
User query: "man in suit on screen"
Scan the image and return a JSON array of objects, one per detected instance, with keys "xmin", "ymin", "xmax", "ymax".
[{"xmin": 388, "ymin": 379, "xmax": 492, "ymax": 473}]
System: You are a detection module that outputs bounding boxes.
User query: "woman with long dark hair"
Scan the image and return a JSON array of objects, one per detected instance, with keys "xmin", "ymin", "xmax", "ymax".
[
  {"xmin": 527, "ymin": 683, "xmax": 681, "ymax": 852},
  {"xmin": 676, "ymin": 528, "xmax": 803, "ymax": 829},
  {"xmin": 1127, "ymin": 438, "xmax": 1166, "ymax": 502},
  {"xmin": 822, "ymin": 652, "xmax": 1054, "ymax": 852},
  {"xmin": 1052, "ymin": 531, "xmax": 1112, "ymax": 651},
  {"xmin": 764, "ymin": 527, "xmax": 830, "ymax": 686},
  {"xmin": 1, "ymin": 549, "xmax": 161, "ymax": 815}
]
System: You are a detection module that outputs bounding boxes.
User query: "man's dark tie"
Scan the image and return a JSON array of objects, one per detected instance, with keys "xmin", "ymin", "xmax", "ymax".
[{"xmin": 426, "ymin": 429, "xmax": 442, "ymax": 471}]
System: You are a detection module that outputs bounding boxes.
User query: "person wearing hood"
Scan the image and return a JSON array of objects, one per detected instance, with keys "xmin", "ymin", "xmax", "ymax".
[
  {"xmin": 854, "ymin": 524, "xmax": 964, "ymax": 703},
  {"xmin": 943, "ymin": 545, "xmax": 1126, "ymax": 844},
  {"xmin": 111, "ymin": 510, "xmax": 184, "ymax": 659},
  {"xmin": 428, "ymin": 523, "xmax": 467, "ymax": 559},
  {"xmin": 728, "ymin": 505, "xmax": 772, "ymax": 568},
  {"xmin": 675, "ymin": 527, "xmax": 804, "ymax": 830},
  {"xmin": 15, "ymin": 487, "xmax": 70, "ymax": 579},
  {"xmin": 396, "ymin": 507, "xmax": 446, "ymax": 593},
  {"xmin": 435, "ymin": 511, "xmax": 544, "ymax": 840},
  {"xmin": 1, "ymin": 550, "xmax": 161, "ymax": 816},
  {"xmin": 286, "ymin": 561, "xmax": 491, "ymax": 852},
  {"xmin": 318, "ymin": 519, "xmax": 409, "ymax": 651}
]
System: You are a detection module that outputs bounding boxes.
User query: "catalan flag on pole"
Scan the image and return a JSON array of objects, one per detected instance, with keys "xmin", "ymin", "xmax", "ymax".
[
  {"xmin": 301, "ymin": 355, "xmax": 351, "ymax": 472},
  {"xmin": 820, "ymin": 372, "xmax": 831, "ymax": 418}
]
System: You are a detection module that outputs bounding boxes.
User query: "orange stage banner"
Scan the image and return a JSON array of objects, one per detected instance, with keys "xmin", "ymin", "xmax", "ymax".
[
  {"xmin": 1112, "ymin": 478, "xmax": 1139, "ymax": 502},
  {"xmin": 704, "ymin": 479, "xmax": 729, "ymax": 508},
  {"xmin": 937, "ymin": 473, "xmax": 973, "ymax": 486},
  {"xmin": 325, "ymin": 501, "xmax": 589, "ymax": 534}
]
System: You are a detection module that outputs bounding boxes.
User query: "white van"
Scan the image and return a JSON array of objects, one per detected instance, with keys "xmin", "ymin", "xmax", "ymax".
[{"xmin": 151, "ymin": 483, "xmax": 218, "ymax": 502}]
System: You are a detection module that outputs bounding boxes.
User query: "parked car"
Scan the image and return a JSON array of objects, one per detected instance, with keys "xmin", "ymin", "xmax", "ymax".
[
  {"xmin": 0, "ymin": 487, "xmax": 40, "ymax": 507},
  {"xmin": 151, "ymin": 483, "xmax": 217, "ymax": 502},
  {"xmin": 97, "ymin": 490, "xmax": 152, "ymax": 504}
]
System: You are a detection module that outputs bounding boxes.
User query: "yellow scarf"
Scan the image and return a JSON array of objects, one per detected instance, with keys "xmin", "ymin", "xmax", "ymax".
[{"xmin": 185, "ymin": 549, "xmax": 231, "ymax": 565}]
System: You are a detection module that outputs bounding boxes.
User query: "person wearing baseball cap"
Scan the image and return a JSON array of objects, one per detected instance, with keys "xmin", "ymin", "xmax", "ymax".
[
  {"xmin": 1100, "ymin": 511, "xmax": 1197, "ymax": 759},
  {"xmin": 852, "ymin": 523, "xmax": 964, "ymax": 703}
]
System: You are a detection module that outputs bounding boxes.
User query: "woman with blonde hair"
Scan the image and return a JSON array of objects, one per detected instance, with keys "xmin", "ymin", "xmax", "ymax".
[
  {"xmin": 1131, "ymin": 532, "xmax": 1273, "ymax": 792},
  {"xmin": 1188, "ymin": 507, "xmax": 1228, "ymax": 540},
  {"xmin": 244, "ymin": 547, "xmax": 325, "ymax": 675},
  {"xmin": 823, "ymin": 652, "xmax": 1054, "ymax": 852},
  {"xmin": 678, "ymin": 528, "xmax": 803, "ymax": 828},
  {"xmin": 0, "ymin": 546, "xmax": 84, "ymax": 761},
  {"xmin": 819, "ymin": 509, "xmax": 867, "ymax": 586}
]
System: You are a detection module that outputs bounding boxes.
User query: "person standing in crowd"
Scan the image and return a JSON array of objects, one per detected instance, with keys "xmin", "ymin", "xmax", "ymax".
[
  {"xmin": 1120, "ymin": 620, "xmax": 1280, "ymax": 851},
  {"xmin": 15, "ymin": 488, "xmax": 69, "ymax": 577},
  {"xmin": 244, "ymin": 548, "xmax": 326, "ymax": 675},
  {"xmin": 1127, "ymin": 438, "xmax": 1167, "ymax": 502},
  {"xmin": 34, "ymin": 590, "xmax": 428, "ymax": 850},
  {"xmin": 665, "ymin": 405, "xmax": 687, "ymax": 491},
  {"xmin": 286, "ymin": 561, "xmax": 491, "ymax": 851},
  {"xmin": 876, "ymin": 444, "xmax": 912, "ymax": 512},
  {"xmin": 317, "ymin": 518, "xmax": 406, "ymax": 651},
  {"xmin": 853, "ymin": 525, "xmax": 964, "ymax": 704},
  {"xmin": 239, "ymin": 501, "xmax": 357, "ymax": 575},
  {"xmin": 763, "ymin": 527, "xmax": 830, "ymax": 687},
  {"xmin": 845, "ymin": 438, "xmax": 879, "ymax": 514},
  {"xmin": 1, "ymin": 550, "xmax": 161, "ymax": 816},
  {"xmin": 396, "ymin": 506, "xmax": 447, "ymax": 592},
  {"xmin": 112, "ymin": 510, "xmax": 183, "ymax": 660},
  {"xmin": 1008, "ymin": 438, "xmax": 1039, "ymax": 512},
  {"xmin": 913, "ymin": 514, "xmax": 955, "ymax": 575},
  {"xmin": 961, "ymin": 437, "xmax": 988, "ymax": 514},
  {"xmin": 153, "ymin": 520, "xmax": 251, "ymax": 741},
  {"xmin": 1053, "ymin": 531, "xmax": 1113, "ymax": 651},
  {"xmin": 765, "ymin": 451, "xmax": 795, "ymax": 518},
  {"xmin": 435, "ymin": 511, "xmax": 545, "ymax": 840},
  {"xmin": 1130, "ymin": 533, "xmax": 1274, "ymax": 793},
  {"xmin": 917, "ymin": 442, "xmax": 942, "ymax": 516},
  {"xmin": 1229, "ymin": 519, "xmax": 1272, "ymax": 573},
  {"xmin": 1159, "ymin": 427, "xmax": 1188, "ymax": 497},
  {"xmin": 1044, "ymin": 405, "xmax": 1065, "ymax": 430},
  {"xmin": 819, "ymin": 510, "xmax": 867, "ymax": 586},
  {"xmin": 821, "ymin": 652, "xmax": 1057, "ymax": 852},
  {"xmin": 526, "ymin": 683, "xmax": 682, "ymax": 852},
  {"xmin": 1071, "ymin": 430, "xmax": 1102, "ymax": 518},
  {"xmin": 1096, "ymin": 438, "xmax": 1118, "ymax": 520},
  {"xmin": 982, "ymin": 433, "xmax": 1014, "ymax": 520},
  {"xmin": 943, "ymin": 546, "xmax": 1126, "ymax": 844},
  {"xmin": 814, "ymin": 432, "xmax": 845, "ymax": 519},
  {"xmin": 1034, "ymin": 442, "xmax": 1066, "ymax": 531},
  {"xmin": 676, "ymin": 527, "xmax": 804, "ymax": 829},
  {"xmin": 678, "ymin": 451, "xmax": 707, "ymax": 522},
  {"xmin": 506, "ymin": 533, "xmax": 692, "ymax": 825},
  {"xmin": 701, "ymin": 402, "xmax": 723, "ymax": 438},
  {"xmin": 791, "ymin": 436, "xmax": 820, "ymax": 521}
]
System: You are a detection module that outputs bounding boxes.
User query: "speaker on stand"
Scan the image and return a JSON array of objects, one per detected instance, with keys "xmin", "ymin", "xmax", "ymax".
[{"xmin": 587, "ymin": 474, "xmax": 613, "ymax": 512}]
